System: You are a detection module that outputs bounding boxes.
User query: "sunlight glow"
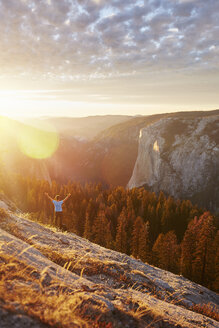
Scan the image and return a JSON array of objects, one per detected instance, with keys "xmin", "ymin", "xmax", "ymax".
[
  {"xmin": 17, "ymin": 122, "xmax": 59, "ymax": 159},
  {"xmin": 0, "ymin": 88, "xmax": 218, "ymax": 120}
]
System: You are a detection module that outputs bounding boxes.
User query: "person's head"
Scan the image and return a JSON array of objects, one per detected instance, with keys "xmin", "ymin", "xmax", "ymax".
[{"xmin": 55, "ymin": 195, "xmax": 60, "ymax": 201}]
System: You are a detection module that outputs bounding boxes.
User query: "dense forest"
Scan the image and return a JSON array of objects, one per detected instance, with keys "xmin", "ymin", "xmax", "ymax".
[{"xmin": 1, "ymin": 174, "xmax": 219, "ymax": 292}]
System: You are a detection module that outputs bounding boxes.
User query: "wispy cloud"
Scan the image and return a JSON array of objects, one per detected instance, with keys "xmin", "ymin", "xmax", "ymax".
[{"xmin": 0, "ymin": 0, "xmax": 218, "ymax": 82}]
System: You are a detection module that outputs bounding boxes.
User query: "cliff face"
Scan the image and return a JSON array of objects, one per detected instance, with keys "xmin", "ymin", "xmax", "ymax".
[{"xmin": 128, "ymin": 115, "xmax": 219, "ymax": 212}]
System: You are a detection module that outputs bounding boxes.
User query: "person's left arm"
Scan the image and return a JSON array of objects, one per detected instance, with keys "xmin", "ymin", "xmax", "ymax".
[{"xmin": 63, "ymin": 193, "xmax": 71, "ymax": 203}]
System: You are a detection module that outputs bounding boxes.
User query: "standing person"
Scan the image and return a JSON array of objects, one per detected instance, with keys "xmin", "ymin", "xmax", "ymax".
[{"xmin": 45, "ymin": 192, "xmax": 71, "ymax": 229}]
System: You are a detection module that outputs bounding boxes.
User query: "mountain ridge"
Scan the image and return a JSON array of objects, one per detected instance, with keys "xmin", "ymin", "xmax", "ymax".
[{"xmin": 1, "ymin": 110, "xmax": 219, "ymax": 211}]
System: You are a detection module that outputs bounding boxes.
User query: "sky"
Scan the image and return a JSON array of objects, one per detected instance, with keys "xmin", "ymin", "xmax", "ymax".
[{"xmin": 0, "ymin": 0, "xmax": 218, "ymax": 118}]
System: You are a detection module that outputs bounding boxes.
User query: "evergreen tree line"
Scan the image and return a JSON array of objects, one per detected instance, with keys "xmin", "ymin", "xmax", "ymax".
[{"xmin": 1, "ymin": 175, "xmax": 218, "ymax": 292}]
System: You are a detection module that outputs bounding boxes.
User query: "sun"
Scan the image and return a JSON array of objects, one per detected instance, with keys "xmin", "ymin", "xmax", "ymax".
[
  {"xmin": 0, "ymin": 90, "xmax": 29, "ymax": 118},
  {"xmin": 0, "ymin": 91, "xmax": 60, "ymax": 159}
]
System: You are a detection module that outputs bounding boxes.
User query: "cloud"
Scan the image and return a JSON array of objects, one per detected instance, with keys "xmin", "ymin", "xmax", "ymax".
[{"xmin": 0, "ymin": 0, "xmax": 218, "ymax": 84}]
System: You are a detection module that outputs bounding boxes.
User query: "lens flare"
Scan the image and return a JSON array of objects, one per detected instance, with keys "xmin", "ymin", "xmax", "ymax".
[{"xmin": 17, "ymin": 122, "xmax": 59, "ymax": 159}]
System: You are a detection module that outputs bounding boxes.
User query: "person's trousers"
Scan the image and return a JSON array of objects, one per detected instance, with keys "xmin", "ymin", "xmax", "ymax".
[{"xmin": 54, "ymin": 211, "xmax": 63, "ymax": 228}]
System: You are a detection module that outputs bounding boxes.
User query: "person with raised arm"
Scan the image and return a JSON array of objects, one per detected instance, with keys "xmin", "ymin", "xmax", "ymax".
[{"xmin": 45, "ymin": 192, "xmax": 71, "ymax": 229}]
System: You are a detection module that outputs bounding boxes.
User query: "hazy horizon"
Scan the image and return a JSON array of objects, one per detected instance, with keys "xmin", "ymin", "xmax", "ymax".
[{"xmin": 5, "ymin": 107, "xmax": 219, "ymax": 121}]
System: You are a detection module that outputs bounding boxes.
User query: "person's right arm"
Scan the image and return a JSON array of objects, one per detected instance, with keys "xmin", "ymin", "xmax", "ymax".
[{"xmin": 45, "ymin": 192, "xmax": 53, "ymax": 202}]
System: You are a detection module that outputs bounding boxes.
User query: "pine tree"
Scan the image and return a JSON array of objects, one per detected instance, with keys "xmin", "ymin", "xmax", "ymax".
[
  {"xmin": 105, "ymin": 221, "xmax": 114, "ymax": 250},
  {"xmin": 163, "ymin": 230, "xmax": 180, "ymax": 273},
  {"xmin": 153, "ymin": 231, "xmax": 179, "ymax": 273},
  {"xmin": 176, "ymin": 199, "xmax": 193, "ymax": 240},
  {"xmin": 83, "ymin": 199, "xmax": 97, "ymax": 240},
  {"xmin": 152, "ymin": 233, "xmax": 165, "ymax": 268},
  {"xmin": 161, "ymin": 196, "xmax": 176, "ymax": 233},
  {"xmin": 67, "ymin": 210, "xmax": 79, "ymax": 234},
  {"xmin": 147, "ymin": 203, "xmax": 156, "ymax": 243},
  {"xmin": 92, "ymin": 210, "xmax": 112, "ymax": 248},
  {"xmin": 212, "ymin": 231, "xmax": 219, "ymax": 292},
  {"xmin": 152, "ymin": 201, "xmax": 162, "ymax": 242},
  {"xmin": 105, "ymin": 204, "xmax": 118, "ymax": 239},
  {"xmin": 131, "ymin": 216, "xmax": 151, "ymax": 262},
  {"xmin": 125, "ymin": 201, "xmax": 136, "ymax": 255},
  {"xmin": 131, "ymin": 216, "xmax": 144, "ymax": 259},
  {"xmin": 83, "ymin": 212, "xmax": 92, "ymax": 240},
  {"xmin": 138, "ymin": 221, "xmax": 151, "ymax": 263},
  {"xmin": 115, "ymin": 210, "xmax": 128, "ymax": 254},
  {"xmin": 192, "ymin": 212, "xmax": 216, "ymax": 285},
  {"xmin": 181, "ymin": 216, "xmax": 201, "ymax": 280}
]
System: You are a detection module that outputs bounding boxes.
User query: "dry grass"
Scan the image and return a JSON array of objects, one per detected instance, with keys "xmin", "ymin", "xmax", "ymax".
[
  {"xmin": 190, "ymin": 303, "xmax": 219, "ymax": 322},
  {"xmin": 0, "ymin": 244, "xmax": 177, "ymax": 328},
  {"xmin": 0, "ymin": 252, "xmax": 121, "ymax": 328},
  {"xmin": 0, "ymin": 207, "xmax": 10, "ymax": 219},
  {"xmin": 0, "ymin": 213, "xmax": 132, "ymax": 289},
  {"xmin": 0, "ymin": 250, "xmax": 144, "ymax": 328},
  {"xmin": 0, "ymin": 252, "xmax": 90, "ymax": 327},
  {"xmin": 129, "ymin": 306, "xmax": 162, "ymax": 328},
  {"xmin": 13, "ymin": 240, "xmax": 132, "ymax": 288}
]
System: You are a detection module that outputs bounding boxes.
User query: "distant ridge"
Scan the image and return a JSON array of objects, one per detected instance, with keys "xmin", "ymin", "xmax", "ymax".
[{"xmin": 1, "ymin": 110, "xmax": 218, "ymax": 211}]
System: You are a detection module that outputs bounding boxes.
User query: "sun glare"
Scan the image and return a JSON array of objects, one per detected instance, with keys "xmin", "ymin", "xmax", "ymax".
[
  {"xmin": 0, "ymin": 115, "xmax": 59, "ymax": 159},
  {"xmin": 0, "ymin": 90, "xmax": 30, "ymax": 118},
  {"xmin": 17, "ymin": 121, "xmax": 60, "ymax": 159}
]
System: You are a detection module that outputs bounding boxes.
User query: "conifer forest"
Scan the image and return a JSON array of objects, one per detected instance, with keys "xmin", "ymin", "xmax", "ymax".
[{"xmin": 1, "ymin": 174, "xmax": 218, "ymax": 292}]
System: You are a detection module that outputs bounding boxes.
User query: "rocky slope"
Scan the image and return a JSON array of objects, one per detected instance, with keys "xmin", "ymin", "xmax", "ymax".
[
  {"xmin": 128, "ymin": 113, "xmax": 219, "ymax": 213},
  {"xmin": 0, "ymin": 200, "xmax": 218, "ymax": 327}
]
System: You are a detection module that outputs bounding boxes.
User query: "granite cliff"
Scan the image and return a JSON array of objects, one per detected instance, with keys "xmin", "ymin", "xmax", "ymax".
[{"xmin": 128, "ymin": 114, "xmax": 219, "ymax": 213}]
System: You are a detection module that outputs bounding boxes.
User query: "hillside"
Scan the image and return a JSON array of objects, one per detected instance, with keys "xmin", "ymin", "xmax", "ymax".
[
  {"xmin": 24, "ymin": 115, "xmax": 132, "ymax": 141},
  {"xmin": 0, "ymin": 200, "xmax": 219, "ymax": 328}
]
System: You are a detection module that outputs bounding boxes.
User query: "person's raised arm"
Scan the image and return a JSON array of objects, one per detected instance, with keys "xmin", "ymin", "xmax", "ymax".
[
  {"xmin": 63, "ymin": 193, "xmax": 71, "ymax": 203},
  {"xmin": 45, "ymin": 192, "xmax": 53, "ymax": 202}
]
